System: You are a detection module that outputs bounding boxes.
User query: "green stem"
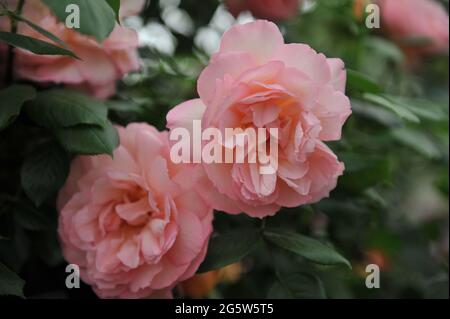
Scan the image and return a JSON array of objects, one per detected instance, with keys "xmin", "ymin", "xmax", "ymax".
[
  {"xmin": 6, "ymin": 0, "xmax": 25, "ymax": 84},
  {"xmin": 260, "ymin": 217, "xmax": 267, "ymax": 232}
]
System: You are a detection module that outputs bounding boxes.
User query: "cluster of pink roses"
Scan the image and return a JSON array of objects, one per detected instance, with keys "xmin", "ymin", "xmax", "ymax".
[
  {"xmin": 58, "ymin": 20, "xmax": 352, "ymax": 298},
  {"xmin": 2, "ymin": 0, "xmax": 448, "ymax": 300}
]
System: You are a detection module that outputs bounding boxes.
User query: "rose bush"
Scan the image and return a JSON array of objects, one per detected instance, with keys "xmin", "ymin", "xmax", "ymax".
[
  {"xmin": 57, "ymin": 123, "xmax": 213, "ymax": 298},
  {"xmin": 0, "ymin": 0, "xmax": 446, "ymax": 301},
  {"xmin": 167, "ymin": 21, "xmax": 351, "ymax": 218}
]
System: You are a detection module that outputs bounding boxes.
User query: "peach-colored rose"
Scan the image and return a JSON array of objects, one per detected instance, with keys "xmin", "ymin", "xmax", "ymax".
[
  {"xmin": 57, "ymin": 123, "xmax": 213, "ymax": 299},
  {"xmin": 379, "ymin": 0, "xmax": 449, "ymax": 56},
  {"xmin": 225, "ymin": 0, "xmax": 301, "ymax": 21},
  {"xmin": 0, "ymin": 0, "xmax": 144, "ymax": 99},
  {"xmin": 167, "ymin": 21, "xmax": 351, "ymax": 218}
]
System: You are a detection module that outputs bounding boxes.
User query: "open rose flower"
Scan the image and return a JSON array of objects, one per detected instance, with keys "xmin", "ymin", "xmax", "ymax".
[
  {"xmin": 379, "ymin": 0, "xmax": 449, "ymax": 56},
  {"xmin": 167, "ymin": 21, "xmax": 351, "ymax": 218},
  {"xmin": 58, "ymin": 123, "xmax": 213, "ymax": 298},
  {"xmin": 0, "ymin": 0, "xmax": 145, "ymax": 99},
  {"xmin": 225, "ymin": 0, "xmax": 301, "ymax": 21}
]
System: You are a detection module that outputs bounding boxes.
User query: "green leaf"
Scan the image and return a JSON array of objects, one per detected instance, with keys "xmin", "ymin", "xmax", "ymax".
[
  {"xmin": 0, "ymin": 226, "xmax": 31, "ymax": 272},
  {"xmin": 7, "ymin": 11, "xmax": 73, "ymax": 51},
  {"xmin": 0, "ymin": 85, "xmax": 36, "ymax": 131},
  {"xmin": 363, "ymin": 93, "xmax": 421, "ymax": 123},
  {"xmin": 43, "ymin": 0, "xmax": 116, "ymax": 42},
  {"xmin": 0, "ymin": 262, "xmax": 25, "ymax": 297},
  {"xmin": 198, "ymin": 228, "xmax": 260, "ymax": 273},
  {"xmin": 347, "ymin": 70, "xmax": 383, "ymax": 94},
  {"xmin": 351, "ymin": 99, "xmax": 401, "ymax": 127},
  {"xmin": 268, "ymin": 273, "xmax": 326, "ymax": 299},
  {"xmin": 106, "ymin": 100, "xmax": 143, "ymax": 113},
  {"xmin": 384, "ymin": 96, "xmax": 447, "ymax": 122},
  {"xmin": 31, "ymin": 229, "xmax": 63, "ymax": 267},
  {"xmin": 364, "ymin": 36, "xmax": 404, "ymax": 62},
  {"xmin": 106, "ymin": 0, "xmax": 121, "ymax": 22},
  {"xmin": 25, "ymin": 89, "xmax": 108, "ymax": 129},
  {"xmin": 435, "ymin": 171, "xmax": 449, "ymax": 196},
  {"xmin": 264, "ymin": 229, "xmax": 351, "ymax": 268},
  {"xmin": 55, "ymin": 121, "xmax": 120, "ymax": 156},
  {"xmin": 392, "ymin": 128, "xmax": 442, "ymax": 159},
  {"xmin": 13, "ymin": 202, "xmax": 53, "ymax": 231},
  {"xmin": 339, "ymin": 152, "xmax": 392, "ymax": 192},
  {"xmin": 0, "ymin": 31, "xmax": 77, "ymax": 58},
  {"xmin": 20, "ymin": 141, "xmax": 70, "ymax": 207}
]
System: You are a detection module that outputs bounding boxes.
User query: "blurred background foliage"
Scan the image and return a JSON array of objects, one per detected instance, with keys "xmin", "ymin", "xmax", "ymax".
[{"xmin": 0, "ymin": 0, "xmax": 448, "ymax": 299}]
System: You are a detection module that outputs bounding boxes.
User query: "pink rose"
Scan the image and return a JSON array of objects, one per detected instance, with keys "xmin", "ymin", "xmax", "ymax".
[
  {"xmin": 58, "ymin": 124, "xmax": 213, "ymax": 298},
  {"xmin": 167, "ymin": 21, "xmax": 351, "ymax": 218},
  {"xmin": 225, "ymin": 0, "xmax": 301, "ymax": 21},
  {"xmin": 379, "ymin": 0, "xmax": 449, "ymax": 55},
  {"xmin": 0, "ymin": 0, "xmax": 143, "ymax": 99}
]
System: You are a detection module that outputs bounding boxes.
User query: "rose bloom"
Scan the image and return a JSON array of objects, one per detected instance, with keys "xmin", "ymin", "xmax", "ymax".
[
  {"xmin": 0, "ymin": 0, "xmax": 145, "ymax": 99},
  {"xmin": 378, "ymin": 0, "xmax": 449, "ymax": 56},
  {"xmin": 225, "ymin": 0, "xmax": 301, "ymax": 21},
  {"xmin": 58, "ymin": 123, "xmax": 213, "ymax": 298},
  {"xmin": 167, "ymin": 21, "xmax": 351, "ymax": 218}
]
